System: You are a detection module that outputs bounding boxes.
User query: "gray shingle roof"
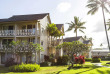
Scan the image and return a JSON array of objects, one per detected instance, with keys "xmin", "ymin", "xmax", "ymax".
[
  {"xmin": 63, "ymin": 36, "xmax": 82, "ymax": 42},
  {"xmin": 0, "ymin": 13, "xmax": 49, "ymax": 22},
  {"xmin": 56, "ymin": 24, "xmax": 63, "ymax": 30}
]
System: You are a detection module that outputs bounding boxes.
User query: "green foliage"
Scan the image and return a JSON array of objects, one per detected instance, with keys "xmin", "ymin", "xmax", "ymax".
[
  {"xmin": 5, "ymin": 58, "xmax": 19, "ymax": 67},
  {"xmin": 66, "ymin": 16, "xmax": 86, "ymax": 36},
  {"xmin": 40, "ymin": 62, "xmax": 51, "ymax": 67},
  {"xmin": 9, "ymin": 63, "xmax": 40, "ymax": 72},
  {"xmin": 46, "ymin": 23, "xmax": 63, "ymax": 37},
  {"xmin": 10, "ymin": 40, "xmax": 44, "ymax": 53},
  {"xmin": 57, "ymin": 55, "xmax": 70, "ymax": 65},
  {"xmin": 56, "ymin": 41, "xmax": 89, "ymax": 56},
  {"xmin": 85, "ymin": 58, "xmax": 92, "ymax": 61},
  {"xmin": 92, "ymin": 58, "xmax": 101, "ymax": 63},
  {"xmin": 86, "ymin": 0, "xmax": 110, "ymax": 15}
]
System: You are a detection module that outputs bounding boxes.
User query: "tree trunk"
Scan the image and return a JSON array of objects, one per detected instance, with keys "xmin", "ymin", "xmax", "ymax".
[
  {"xmin": 35, "ymin": 51, "xmax": 37, "ymax": 63},
  {"xmin": 76, "ymin": 30, "xmax": 77, "ymax": 38},
  {"xmin": 102, "ymin": 7, "xmax": 110, "ymax": 50},
  {"xmin": 71, "ymin": 53, "xmax": 74, "ymax": 68}
]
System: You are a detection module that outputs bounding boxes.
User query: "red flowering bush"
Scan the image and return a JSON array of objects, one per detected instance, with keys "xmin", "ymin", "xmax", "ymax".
[{"xmin": 75, "ymin": 55, "xmax": 85, "ymax": 64}]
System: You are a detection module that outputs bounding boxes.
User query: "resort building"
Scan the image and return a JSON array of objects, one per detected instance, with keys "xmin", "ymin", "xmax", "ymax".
[{"xmin": 0, "ymin": 13, "xmax": 64, "ymax": 64}]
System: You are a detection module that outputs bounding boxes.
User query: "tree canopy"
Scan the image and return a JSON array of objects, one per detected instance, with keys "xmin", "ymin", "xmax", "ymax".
[{"xmin": 66, "ymin": 16, "xmax": 86, "ymax": 37}]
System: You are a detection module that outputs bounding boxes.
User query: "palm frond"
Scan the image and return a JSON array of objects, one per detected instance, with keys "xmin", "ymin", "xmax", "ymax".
[
  {"xmin": 79, "ymin": 22, "xmax": 86, "ymax": 26},
  {"xmin": 79, "ymin": 27, "xmax": 86, "ymax": 29},
  {"xmin": 87, "ymin": 7, "xmax": 99, "ymax": 15},
  {"xmin": 79, "ymin": 29, "xmax": 85, "ymax": 33},
  {"xmin": 86, "ymin": 3, "xmax": 98, "ymax": 8},
  {"xmin": 103, "ymin": 5, "xmax": 110, "ymax": 13},
  {"xmin": 66, "ymin": 22, "xmax": 75, "ymax": 32},
  {"xmin": 74, "ymin": 16, "xmax": 79, "ymax": 25}
]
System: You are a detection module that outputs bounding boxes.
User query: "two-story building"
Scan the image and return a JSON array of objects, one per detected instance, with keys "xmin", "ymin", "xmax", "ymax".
[{"xmin": 0, "ymin": 13, "xmax": 64, "ymax": 64}]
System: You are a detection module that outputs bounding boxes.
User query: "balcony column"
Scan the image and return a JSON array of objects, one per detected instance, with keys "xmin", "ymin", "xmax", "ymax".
[{"xmin": 14, "ymin": 24, "xmax": 17, "ymax": 41}]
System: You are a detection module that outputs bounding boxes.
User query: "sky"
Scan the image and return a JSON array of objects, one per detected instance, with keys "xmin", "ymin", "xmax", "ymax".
[{"xmin": 0, "ymin": 0, "xmax": 110, "ymax": 48}]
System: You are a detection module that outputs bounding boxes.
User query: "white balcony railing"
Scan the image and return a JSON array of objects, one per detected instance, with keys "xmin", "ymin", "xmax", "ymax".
[
  {"xmin": 0, "ymin": 29, "xmax": 40, "ymax": 36},
  {"xmin": 0, "ymin": 30, "xmax": 14, "ymax": 36}
]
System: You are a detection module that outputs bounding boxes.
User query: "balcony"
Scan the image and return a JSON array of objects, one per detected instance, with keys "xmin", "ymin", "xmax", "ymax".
[{"xmin": 0, "ymin": 29, "xmax": 40, "ymax": 37}]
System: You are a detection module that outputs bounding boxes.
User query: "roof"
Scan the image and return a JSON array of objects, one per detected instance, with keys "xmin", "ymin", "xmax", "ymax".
[
  {"xmin": 92, "ymin": 50, "xmax": 109, "ymax": 52},
  {"xmin": 83, "ymin": 40, "xmax": 91, "ymax": 44},
  {"xmin": 56, "ymin": 24, "xmax": 63, "ymax": 30},
  {"xmin": 0, "ymin": 13, "xmax": 49, "ymax": 22},
  {"xmin": 63, "ymin": 36, "xmax": 82, "ymax": 42}
]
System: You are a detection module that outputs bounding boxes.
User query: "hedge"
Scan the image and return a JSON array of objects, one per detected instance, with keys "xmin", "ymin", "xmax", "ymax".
[
  {"xmin": 9, "ymin": 63, "xmax": 40, "ymax": 72},
  {"xmin": 85, "ymin": 58, "xmax": 92, "ymax": 61},
  {"xmin": 92, "ymin": 58, "xmax": 101, "ymax": 63}
]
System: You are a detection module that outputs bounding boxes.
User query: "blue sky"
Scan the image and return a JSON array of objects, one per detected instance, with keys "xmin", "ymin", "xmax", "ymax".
[{"xmin": 0, "ymin": 0, "xmax": 110, "ymax": 48}]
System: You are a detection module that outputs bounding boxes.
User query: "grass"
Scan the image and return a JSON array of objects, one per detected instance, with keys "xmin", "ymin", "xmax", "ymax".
[
  {"xmin": 101, "ymin": 61, "xmax": 110, "ymax": 67},
  {"xmin": 0, "ymin": 61, "xmax": 110, "ymax": 74}
]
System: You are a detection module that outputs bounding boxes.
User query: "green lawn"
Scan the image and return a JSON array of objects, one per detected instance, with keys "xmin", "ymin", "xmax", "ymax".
[
  {"xmin": 101, "ymin": 61, "xmax": 110, "ymax": 67},
  {"xmin": 0, "ymin": 61, "xmax": 110, "ymax": 74}
]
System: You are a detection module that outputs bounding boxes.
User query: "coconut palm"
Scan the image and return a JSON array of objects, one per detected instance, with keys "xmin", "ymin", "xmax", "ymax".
[
  {"xmin": 66, "ymin": 16, "xmax": 86, "ymax": 38},
  {"xmin": 86, "ymin": 0, "xmax": 110, "ymax": 50}
]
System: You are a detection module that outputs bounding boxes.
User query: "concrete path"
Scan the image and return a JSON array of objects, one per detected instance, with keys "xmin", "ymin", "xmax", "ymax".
[{"xmin": 92, "ymin": 63, "xmax": 110, "ymax": 68}]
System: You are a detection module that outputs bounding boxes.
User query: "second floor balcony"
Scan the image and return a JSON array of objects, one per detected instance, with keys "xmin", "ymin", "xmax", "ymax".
[{"xmin": 0, "ymin": 29, "xmax": 40, "ymax": 37}]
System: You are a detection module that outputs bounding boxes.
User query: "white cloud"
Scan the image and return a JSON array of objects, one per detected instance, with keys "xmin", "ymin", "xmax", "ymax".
[{"xmin": 57, "ymin": 2, "xmax": 71, "ymax": 12}]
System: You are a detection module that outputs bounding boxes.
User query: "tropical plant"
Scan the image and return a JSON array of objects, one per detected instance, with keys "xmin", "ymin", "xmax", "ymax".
[
  {"xmin": 56, "ymin": 41, "xmax": 89, "ymax": 67},
  {"xmin": 46, "ymin": 23, "xmax": 63, "ymax": 45},
  {"xmin": 66, "ymin": 16, "xmax": 86, "ymax": 38},
  {"xmin": 86, "ymin": 0, "xmax": 110, "ymax": 50},
  {"xmin": 8, "ymin": 41, "xmax": 44, "ymax": 63}
]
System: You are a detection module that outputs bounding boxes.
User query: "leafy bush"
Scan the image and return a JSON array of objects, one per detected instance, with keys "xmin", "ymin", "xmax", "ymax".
[
  {"xmin": 101, "ymin": 57, "xmax": 110, "ymax": 61},
  {"xmin": 5, "ymin": 58, "xmax": 19, "ymax": 67},
  {"xmin": 74, "ymin": 55, "xmax": 85, "ymax": 64},
  {"xmin": 85, "ymin": 58, "xmax": 92, "ymax": 61},
  {"xmin": 92, "ymin": 58, "xmax": 101, "ymax": 63},
  {"xmin": 57, "ymin": 55, "xmax": 70, "ymax": 65},
  {"xmin": 9, "ymin": 63, "xmax": 40, "ymax": 72},
  {"xmin": 40, "ymin": 62, "xmax": 51, "ymax": 66},
  {"xmin": 44, "ymin": 55, "xmax": 50, "ymax": 62}
]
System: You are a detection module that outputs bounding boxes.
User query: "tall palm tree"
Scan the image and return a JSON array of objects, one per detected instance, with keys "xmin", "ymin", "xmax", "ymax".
[
  {"xmin": 66, "ymin": 16, "xmax": 86, "ymax": 38},
  {"xmin": 86, "ymin": 0, "xmax": 110, "ymax": 50}
]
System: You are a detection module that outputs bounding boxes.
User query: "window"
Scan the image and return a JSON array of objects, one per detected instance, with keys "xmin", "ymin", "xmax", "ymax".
[
  {"xmin": 2, "ymin": 39, "xmax": 13, "ymax": 45},
  {"xmin": 29, "ymin": 38, "xmax": 35, "ymax": 43},
  {"xmin": 41, "ymin": 41, "xmax": 43, "ymax": 45},
  {"xmin": 42, "ymin": 28, "xmax": 44, "ymax": 33}
]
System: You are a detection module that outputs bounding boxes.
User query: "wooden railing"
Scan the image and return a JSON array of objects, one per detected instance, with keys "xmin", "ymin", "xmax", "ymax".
[{"xmin": 0, "ymin": 29, "xmax": 40, "ymax": 36}]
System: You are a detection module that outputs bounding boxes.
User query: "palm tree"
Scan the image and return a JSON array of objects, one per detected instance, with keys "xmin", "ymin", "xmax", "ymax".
[
  {"xmin": 66, "ymin": 16, "xmax": 86, "ymax": 38},
  {"xmin": 86, "ymin": 0, "xmax": 110, "ymax": 50}
]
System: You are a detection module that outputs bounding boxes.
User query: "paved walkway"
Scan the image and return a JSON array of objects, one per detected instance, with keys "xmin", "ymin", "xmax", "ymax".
[{"xmin": 92, "ymin": 63, "xmax": 110, "ymax": 68}]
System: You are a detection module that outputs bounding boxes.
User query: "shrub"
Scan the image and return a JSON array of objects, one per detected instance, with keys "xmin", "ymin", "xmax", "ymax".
[
  {"xmin": 74, "ymin": 55, "xmax": 85, "ymax": 64},
  {"xmin": 57, "ymin": 55, "xmax": 70, "ymax": 65},
  {"xmin": 57, "ymin": 56, "xmax": 62, "ymax": 65},
  {"xmin": 85, "ymin": 58, "xmax": 92, "ymax": 61},
  {"xmin": 5, "ymin": 58, "xmax": 19, "ymax": 67},
  {"xmin": 40, "ymin": 62, "xmax": 51, "ymax": 66},
  {"xmin": 9, "ymin": 63, "xmax": 40, "ymax": 72},
  {"xmin": 44, "ymin": 55, "xmax": 50, "ymax": 62},
  {"xmin": 92, "ymin": 58, "xmax": 101, "ymax": 63}
]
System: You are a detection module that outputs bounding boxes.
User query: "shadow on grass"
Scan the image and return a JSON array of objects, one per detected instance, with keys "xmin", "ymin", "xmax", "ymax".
[
  {"xmin": 0, "ymin": 66, "xmax": 9, "ymax": 73},
  {"xmin": 51, "ymin": 64, "xmax": 100, "ymax": 74}
]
